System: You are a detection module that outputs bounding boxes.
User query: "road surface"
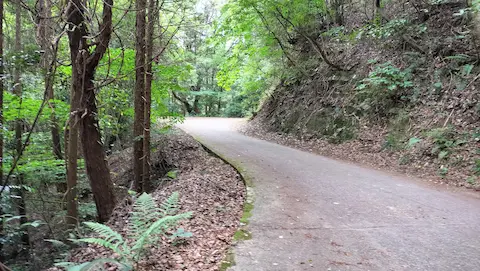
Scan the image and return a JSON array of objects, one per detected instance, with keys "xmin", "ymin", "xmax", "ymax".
[{"xmin": 178, "ymin": 117, "xmax": 480, "ymax": 271}]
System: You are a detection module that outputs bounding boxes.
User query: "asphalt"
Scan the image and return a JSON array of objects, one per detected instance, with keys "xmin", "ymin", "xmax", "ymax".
[{"xmin": 178, "ymin": 117, "xmax": 480, "ymax": 271}]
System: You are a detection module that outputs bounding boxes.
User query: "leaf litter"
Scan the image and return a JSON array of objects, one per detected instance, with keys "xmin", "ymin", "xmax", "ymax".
[{"xmin": 48, "ymin": 128, "xmax": 245, "ymax": 270}]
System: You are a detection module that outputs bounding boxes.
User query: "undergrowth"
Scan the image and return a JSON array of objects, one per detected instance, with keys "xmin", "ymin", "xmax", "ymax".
[{"xmin": 56, "ymin": 192, "xmax": 192, "ymax": 270}]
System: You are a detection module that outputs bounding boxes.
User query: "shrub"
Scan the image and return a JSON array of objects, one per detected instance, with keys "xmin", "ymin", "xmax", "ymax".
[
  {"xmin": 426, "ymin": 127, "xmax": 467, "ymax": 160},
  {"xmin": 355, "ymin": 62, "xmax": 414, "ymax": 118}
]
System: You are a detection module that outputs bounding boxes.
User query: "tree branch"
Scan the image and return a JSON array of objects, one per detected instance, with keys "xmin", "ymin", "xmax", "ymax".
[
  {"xmin": 87, "ymin": 0, "xmax": 113, "ymax": 69},
  {"xmin": 274, "ymin": 6, "xmax": 346, "ymax": 71},
  {"xmin": 251, "ymin": 4, "xmax": 300, "ymax": 70}
]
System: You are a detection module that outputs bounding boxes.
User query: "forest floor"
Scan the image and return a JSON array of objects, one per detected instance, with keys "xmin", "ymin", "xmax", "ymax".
[
  {"xmin": 48, "ymin": 128, "xmax": 245, "ymax": 271},
  {"xmin": 180, "ymin": 117, "xmax": 480, "ymax": 271}
]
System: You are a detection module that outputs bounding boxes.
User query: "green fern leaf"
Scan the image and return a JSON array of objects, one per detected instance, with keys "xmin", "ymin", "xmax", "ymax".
[
  {"xmin": 78, "ymin": 222, "xmax": 125, "ymax": 255},
  {"xmin": 58, "ymin": 259, "xmax": 132, "ymax": 271},
  {"xmin": 160, "ymin": 192, "xmax": 180, "ymax": 216},
  {"xmin": 132, "ymin": 211, "xmax": 193, "ymax": 254},
  {"xmin": 130, "ymin": 193, "xmax": 161, "ymax": 238}
]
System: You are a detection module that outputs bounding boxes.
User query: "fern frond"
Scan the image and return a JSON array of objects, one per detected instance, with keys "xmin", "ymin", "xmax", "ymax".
[
  {"xmin": 132, "ymin": 211, "xmax": 193, "ymax": 254},
  {"xmin": 130, "ymin": 193, "xmax": 161, "ymax": 238},
  {"xmin": 75, "ymin": 238, "xmax": 124, "ymax": 256},
  {"xmin": 57, "ymin": 259, "xmax": 133, "ymax": 271},
  {"xmin": 159, "ymin": 192, "xmax": 180, "ymax": 216},
  {"xmin": 79, "ymin": 222, "xmax": 125, "ymax": 255}
]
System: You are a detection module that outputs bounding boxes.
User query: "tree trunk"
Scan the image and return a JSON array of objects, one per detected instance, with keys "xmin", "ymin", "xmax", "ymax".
[
  {"xmin": 80, "ymin": 76, "xmax": 116, "ymax": 222},
  {"xmin": 333, "ymin": 0, "xmax": 344, "ymax": 25},
  {"xmin": 193, "ymin": 96, "xmax": 200, "ymax": 114},
  {"xmin": 133, "ymin": 0, "xmax": 146, "ymax": 192},
  {"xmin": 38, "ymin": 0, "xmax": 64, "ymax": 194},
  {"xmin": 14, "ymin": 0, "xmax": 28, "ymax": 246},
  {"xmin": 65, "ymin": 65, "xmax": 79, "ymax": 226},
  {"xmin": 65, "ymin": 0, "xmax": 84, "ymax": 226},
  {"xmin": 374, "ymin": 0, "xmax": 382, "ymax": 22},
  {"xmin": 172, "ymin": 91, "xmax": 194, "ymax": 114},
  {"xmin": 66, "ymin": 0, "xmax": 116, "ymax": 223},
  {"xmin": 143, "ymin": 0, "xmax": 155, "ymax": 193},
  {"xmin": 0, "ymin": 0, "xmax": 4, "ymax": 260}
]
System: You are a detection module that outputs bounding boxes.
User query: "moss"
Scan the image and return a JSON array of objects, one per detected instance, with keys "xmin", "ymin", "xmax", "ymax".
[
  {"xmin": 220, "ymin": 250, "xmax": 236, "ymax": 271},
  {"xmin": 240, "ymin": 202, "xmax": 253, "ymax": 224},
  {"xmin": 233, "ymin": 228, "xmax": 252, "ymax": 241}
]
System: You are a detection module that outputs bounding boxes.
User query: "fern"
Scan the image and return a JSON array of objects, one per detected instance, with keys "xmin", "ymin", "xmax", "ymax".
[
  {"xmin": 132, "ymin": 211, "xmax": 193, "ymax": 255},
  {"xmin": 73, "ymin": 192, "xmax": 192, "ymax": 267},
  {"xmin": 160, "ymin": 191, "xmax": 180, "ymax": 216},
  {"xmin": 76, "ymin": 222, "xmax": 125, "ymax": 256},
  {"xmin": 55, "ymin": 258, "xmax": 132, "ymax": 271},
  {"xmin": 129, "ymin": 193, "xmax": 160, "ymax": 239}
]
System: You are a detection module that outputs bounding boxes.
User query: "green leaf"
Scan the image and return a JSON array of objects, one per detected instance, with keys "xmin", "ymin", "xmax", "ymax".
[
  {"xmin": 438, "ymin": 150, "xmax": 449, "ymax": 160},
  {"xmin": 21, "ymin": 220, "xmax": 44, "ymax": 228},
  {"xmin": 462, "ymin": 64, "xmax": 474, "ymax": 77},
  {"xmin": 433, "ymin": 82, "xmax": 443, "ymax": 89},
  {"xmin": 407, "ymin": 137, "xmax": 421, "ymax": 148},
  {"xmin": 171, "ymin": 227, "xmax": 193, "ymax": 239},
  {"xmin": 356, "ymin": 83, "xmax": 367, "ymax": 90},
  {"xmin": 166, "ymin": 170, "xmax": 178, "ymax": 179},
  {"xmin": 56, "ymin": 259, "xmax": 132, "ymax": 271}
]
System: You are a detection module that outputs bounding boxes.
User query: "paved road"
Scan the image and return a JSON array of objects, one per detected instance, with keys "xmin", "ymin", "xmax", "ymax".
[{"xmin": 178, "ymin": 118, "xmax": 480, "ymax": 271}]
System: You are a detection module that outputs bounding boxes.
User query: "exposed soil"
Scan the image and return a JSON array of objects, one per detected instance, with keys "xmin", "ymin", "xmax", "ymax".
[{"xmin": 47, "ymin": 128, "xmax": 245, "ymax": 270}]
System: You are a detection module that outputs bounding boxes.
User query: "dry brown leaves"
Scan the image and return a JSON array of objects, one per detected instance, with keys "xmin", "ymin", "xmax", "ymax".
[{"xmin": 48, "ymin": 129, "xmax": 245, "ymax": 270}]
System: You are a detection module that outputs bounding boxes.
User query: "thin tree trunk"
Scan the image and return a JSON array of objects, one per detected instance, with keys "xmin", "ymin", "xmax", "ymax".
[
  {"xmin": 193, "ymin": 96, "xmax": 200, "ymax": 114},
  {"xmin": 274, "ymin": 6, "xmax": 345, "ymax": 71},
  {"xmin": 133, "ymin": 0, "xmax": 146, "ymax": 192},
  {"xmin": 65, "ymin": 65, "xmax": 79, "ymax": 226},
  {"xmin": 374, "ymin": 0, "xmax": 382, "ymax": 22},
  {"xmin": 47, "ymin": 27, "xmax": 65, "ymax": 192},
  {"xmin": 143, "ymin": 0, "xmax": 155, "ymax": 193},
  {"xmin": 66, "ymin": 0, "xmax": 116, "ymax": 222},
  {"xmin": 333, "ymin": 0, "xmax": 344, "ymax": 25},
  {"xmin": 14, "ymin": 0, "xmax": 28, "ymax": 246},
  {"xmin": 65, "ymin": 0, "xmax": 82, "ymax": 226},
  {"xmin": 0, "ymin": 0, "xmax": 4, "ymax": 260},
  {"xmin": 38, "ymin": 0, "xmax": 64, "ymax": 194}
]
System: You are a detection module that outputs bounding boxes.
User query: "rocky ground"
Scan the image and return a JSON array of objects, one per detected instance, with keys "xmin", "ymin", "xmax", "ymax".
[{"xmin": 48, "ymin": 128, "xmax": 245, "ymax": 270}]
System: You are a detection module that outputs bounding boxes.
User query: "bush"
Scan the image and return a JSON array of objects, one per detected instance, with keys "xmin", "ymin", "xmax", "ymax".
[
  {"xmin": 426, "ymin": 127, "xmax": 467, "ymax": 160},
  {"xmin": 355, "ymin": 62, "xmax": 414, "ymax": 118}
]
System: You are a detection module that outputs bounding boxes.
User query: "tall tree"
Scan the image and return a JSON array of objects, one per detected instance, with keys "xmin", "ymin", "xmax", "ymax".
[
  {"xmin": 37, "ymin": 0, "xmax": 62, "ymax": 160},
  {"xmin": 14, "ymin": 0, "xmax": 28, "ymax": 245},
  {"xmin": 66, "ymin": 0, "xmax": 116, "ymax": 222},
  {"xmin": 0, "ymin": 0, "xmax": 4, "ymax": 261},
  {"xmin": 65, "ymin": 0, "xmax": 80, "ymax": 225},
  {"xmin": 143, "ymin": 0, "xmax": 158, "ymax": 193},
  {"xmin": 133, "ymin": 0, "xmax": 146, "ymax": 192}
]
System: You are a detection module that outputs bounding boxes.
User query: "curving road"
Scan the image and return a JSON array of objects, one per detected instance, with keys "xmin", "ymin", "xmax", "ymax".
[{"xmin": 178, "ymin": 117, "xmax": 480, "ymax": 271}]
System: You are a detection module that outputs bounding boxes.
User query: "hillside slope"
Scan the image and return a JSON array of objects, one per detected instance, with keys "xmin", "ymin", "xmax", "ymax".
[{"xmin": 248, "ymin": 1, "xmax": 480, "ymax": 188}]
